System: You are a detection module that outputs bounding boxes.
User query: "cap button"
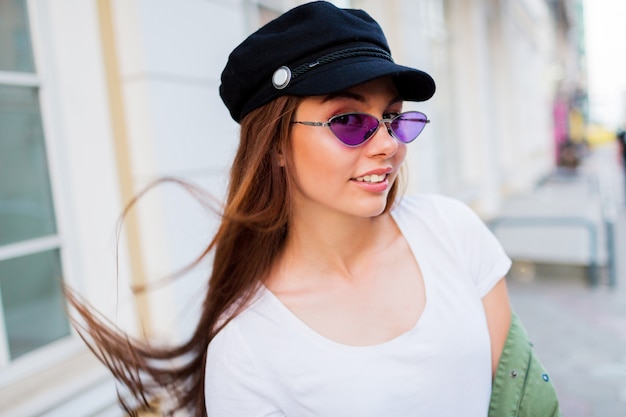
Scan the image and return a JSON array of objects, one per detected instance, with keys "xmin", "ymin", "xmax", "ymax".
[{"xmin": 272, "ymin": 66, "xmax": 291, "ymax": 90}]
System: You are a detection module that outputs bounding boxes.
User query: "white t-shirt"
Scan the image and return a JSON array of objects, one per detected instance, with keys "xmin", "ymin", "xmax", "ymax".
[{"xmin": 205, "ymin": 194, "xmax": 512, "ymax": 416}]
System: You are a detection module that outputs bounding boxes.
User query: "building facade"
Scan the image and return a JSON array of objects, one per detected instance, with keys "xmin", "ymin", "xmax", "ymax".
[{"xmin": 0, "ymin": 0, "xmax": 584, "ymax": 415}]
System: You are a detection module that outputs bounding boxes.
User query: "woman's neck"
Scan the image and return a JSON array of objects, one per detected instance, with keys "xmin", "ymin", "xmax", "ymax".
[{"xmin": 269, "ymin": 207, "xmax": 398, "ymax": 291}]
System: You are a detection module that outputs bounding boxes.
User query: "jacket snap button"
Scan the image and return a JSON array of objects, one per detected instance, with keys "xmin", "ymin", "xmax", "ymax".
[
  {"xmin": 510, "ymin": 370, "xmax": 518, "ymax": 378},
  {"xmin": 542, "ymin": 374, "xmax": 549, "ymax": 382}
]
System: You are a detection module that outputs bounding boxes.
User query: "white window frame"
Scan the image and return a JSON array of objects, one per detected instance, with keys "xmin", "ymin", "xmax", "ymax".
[
  {"xmin": 0, "ymin": 1, "xmax": 72, "ymax": 371},
  {"xmin": 1, "ymin": 2, "xmax": 129, "ymax": 413}
]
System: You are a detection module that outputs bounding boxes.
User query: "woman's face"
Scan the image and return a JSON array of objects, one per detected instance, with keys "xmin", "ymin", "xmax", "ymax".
[{"xmin": 288, "ymin": 77, "xmax": 407, "ymax": 220}]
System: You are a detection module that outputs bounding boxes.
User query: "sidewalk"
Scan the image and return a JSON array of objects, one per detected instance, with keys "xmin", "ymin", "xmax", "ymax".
[{"xmin": 499, "ymin": 142, "xmax": 626, "ymax": 417}]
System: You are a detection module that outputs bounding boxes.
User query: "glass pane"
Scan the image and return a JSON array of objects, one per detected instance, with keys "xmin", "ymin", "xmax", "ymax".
[
  {"xmin": 0, "ymin": 85, "xmax": 57, "ymax": 246},
  {"xmin": 0, "ymin": 249, "xmax": 69, "ymax": 360},
  {"xmin": 0, "ymin": 0, "xmax": 35, "ymax": 72}
]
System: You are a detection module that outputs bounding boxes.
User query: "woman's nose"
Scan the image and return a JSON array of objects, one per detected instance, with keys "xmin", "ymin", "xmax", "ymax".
[{"xmin": 365, "ymin": 122, "xmax": 399, "ymax": 157}]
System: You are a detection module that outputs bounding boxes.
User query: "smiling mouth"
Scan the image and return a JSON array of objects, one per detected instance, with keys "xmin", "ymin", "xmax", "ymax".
[{"xmin": 353, "ymin": 174, "xmax": 388, "ymax": 183}]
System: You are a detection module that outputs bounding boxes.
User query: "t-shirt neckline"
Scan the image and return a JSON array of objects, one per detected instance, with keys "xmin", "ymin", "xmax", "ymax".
[{"xmin": 257, "ymin": 202, "xmax": 432, "ymax": 352}]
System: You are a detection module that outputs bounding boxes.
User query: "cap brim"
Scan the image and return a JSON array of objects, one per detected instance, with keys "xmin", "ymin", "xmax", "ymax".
[{"xmin": 286, "ymin": 56, "xmax": 436, "ymax": 102}]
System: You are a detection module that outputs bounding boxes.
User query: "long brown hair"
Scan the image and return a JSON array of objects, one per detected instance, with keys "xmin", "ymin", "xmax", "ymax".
[{"xmin": 66, "ymin": 94, "xmax": 401, "ymax": 416}]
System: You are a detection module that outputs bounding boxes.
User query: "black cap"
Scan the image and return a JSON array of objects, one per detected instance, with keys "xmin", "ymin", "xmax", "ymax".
[{"xmin": 219, "ymin": 1, "xmax": 436, "ymax": 123}]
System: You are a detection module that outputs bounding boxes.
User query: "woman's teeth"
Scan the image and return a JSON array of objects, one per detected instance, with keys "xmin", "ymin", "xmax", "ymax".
[{"xmin": 354, "ymin": 174, "xmax": 386, "ymax": 183}]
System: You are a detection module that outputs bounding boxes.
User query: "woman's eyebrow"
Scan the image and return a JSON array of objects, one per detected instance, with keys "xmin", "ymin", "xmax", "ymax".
[{"xmin": 388, "ymin": 96, "xmax": 403, "ymax": 107}]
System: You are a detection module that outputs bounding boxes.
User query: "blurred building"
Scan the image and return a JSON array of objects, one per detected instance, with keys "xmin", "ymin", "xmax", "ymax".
[{"xmin": 0, "ymin": 0, "xmax": 585, "ymax": 415}]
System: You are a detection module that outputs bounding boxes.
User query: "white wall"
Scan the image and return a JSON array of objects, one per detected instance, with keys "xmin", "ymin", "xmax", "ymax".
[
  {"xmin": 37, "ymin": 0, "xmax": 132, "ymax": 318},
  {"xmin": 111, "ymin": 0, "xmax": 248, "ymax": 342}
]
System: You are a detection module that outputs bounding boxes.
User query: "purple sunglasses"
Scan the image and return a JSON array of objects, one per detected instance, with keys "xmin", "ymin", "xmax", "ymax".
[{"xmin": 292, "ymin": 111, "xmax": 430, "ymax": 147}]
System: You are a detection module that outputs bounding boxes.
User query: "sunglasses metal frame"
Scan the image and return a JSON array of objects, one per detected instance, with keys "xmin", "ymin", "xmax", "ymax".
[{"xmin": 292, "ymin": 111, "xmax": 430, "ymax": 147}]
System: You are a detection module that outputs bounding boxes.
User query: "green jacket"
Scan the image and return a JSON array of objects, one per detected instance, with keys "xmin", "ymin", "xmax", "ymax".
[{"xmin": 488, "ymin": 313, "xmax": 561, "ymax": 417}]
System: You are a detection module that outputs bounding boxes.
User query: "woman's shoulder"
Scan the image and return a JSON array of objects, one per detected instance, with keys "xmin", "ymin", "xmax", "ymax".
[
  {"xmin": 392, "ymin": 193, "xmax": 498, "ymax": 252},
  {"xmin": 209, "ymin": 289, "xmax": 272, "ymax": 355}
]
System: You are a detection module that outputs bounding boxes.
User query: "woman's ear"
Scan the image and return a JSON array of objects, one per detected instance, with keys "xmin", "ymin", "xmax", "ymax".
[{"xmin": 276, "ymin": 148, "xmax": 286, "ymax": 167}]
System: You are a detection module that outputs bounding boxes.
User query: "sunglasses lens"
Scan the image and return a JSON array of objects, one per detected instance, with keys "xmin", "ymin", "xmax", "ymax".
[
  {"xmin": 329, "ymin": 113, "xmax": 380, "ymax": 146},
  {"xmin": 390, "ymin": 111, "xmax": 428, "ymax": 143}
]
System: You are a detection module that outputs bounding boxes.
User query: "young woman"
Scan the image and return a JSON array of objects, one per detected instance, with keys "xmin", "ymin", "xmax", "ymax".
[{"xmin": 69, "ymin": 2, "xmax": 559, "ymax": 416}]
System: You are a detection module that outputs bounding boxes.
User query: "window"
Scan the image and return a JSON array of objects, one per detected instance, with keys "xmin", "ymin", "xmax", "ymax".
[{"xmin": 0, "ymin": 0, "xmax": 69, "ymax": 366}]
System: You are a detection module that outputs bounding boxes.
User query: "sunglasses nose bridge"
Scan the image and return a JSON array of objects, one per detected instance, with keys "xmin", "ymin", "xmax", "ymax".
[{"xmin": 379, "ymin": 117, "xmax": 396, "ymax": 139}]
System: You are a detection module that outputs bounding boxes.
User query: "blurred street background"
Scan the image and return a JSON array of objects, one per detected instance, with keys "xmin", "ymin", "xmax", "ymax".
[
  {"xmin": 502, "ymin": 141, "xmax": 626, "ymax": 417},
  {"xmin": 1, "ymin": 0, "xmax": 625, "ymax": 416}
]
